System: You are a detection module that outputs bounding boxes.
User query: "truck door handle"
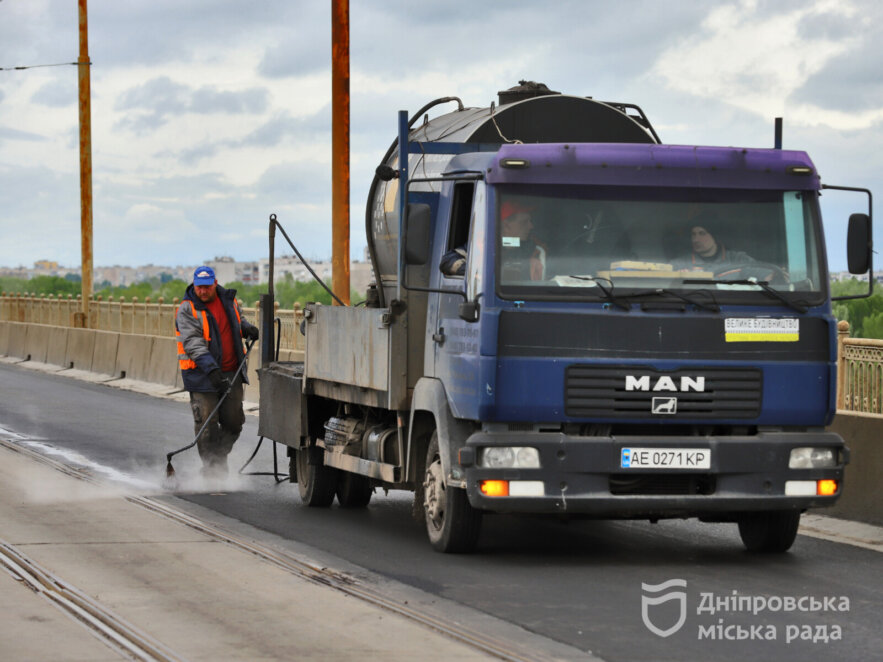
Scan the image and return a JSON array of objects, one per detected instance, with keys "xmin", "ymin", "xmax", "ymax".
[{"xmin": 432, "ymin": 328, "xmax": 445, "ymax": 345}]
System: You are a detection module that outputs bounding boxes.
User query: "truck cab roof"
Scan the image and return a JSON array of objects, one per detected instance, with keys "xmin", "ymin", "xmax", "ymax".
[{"xmin": 485, "ymin": 143, "xmax": 820, "ymax": 191}]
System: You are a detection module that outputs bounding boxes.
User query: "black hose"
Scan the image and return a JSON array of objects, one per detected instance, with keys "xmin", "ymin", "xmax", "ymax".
[
  {"xmin": 237, "ymin": 436, "xmax": 288, "ymax": 483},
  {"xmin": 270, "ymin": 217, "xmax": 345, "ymax": 306}
]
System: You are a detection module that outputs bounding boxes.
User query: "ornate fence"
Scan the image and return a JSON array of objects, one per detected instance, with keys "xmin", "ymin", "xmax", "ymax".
[
  {"xmin": 0, "ymin": 293, "xmax": 305, "ymax": 351},
  {"xmin": 838, "ymin": 321, "xmax": 883, "ymax": 415},
  {"xmin": 3, "ymin": 293, "xmax": 883, "ymax": 414}
]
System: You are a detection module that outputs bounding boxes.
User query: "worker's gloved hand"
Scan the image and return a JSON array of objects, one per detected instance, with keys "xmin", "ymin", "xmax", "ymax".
[
  {"xmin": 243, "ymin": 326, "xmax": 259, "ymax": 342},
  {"xmin": 208, "ymin": 369, "xmax": 230, "ymax": 394}
]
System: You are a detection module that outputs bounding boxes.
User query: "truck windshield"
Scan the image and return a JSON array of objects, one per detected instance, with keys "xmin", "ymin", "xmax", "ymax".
[{"xmin": 495, "ymin": 185, "xmax": 825, "ymax": 305}]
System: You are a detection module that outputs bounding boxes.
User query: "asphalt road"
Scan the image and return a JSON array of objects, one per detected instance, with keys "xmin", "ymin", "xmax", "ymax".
[{"xmin": 0, "ymin": 362, "xmax": 879, "ymax": 662}]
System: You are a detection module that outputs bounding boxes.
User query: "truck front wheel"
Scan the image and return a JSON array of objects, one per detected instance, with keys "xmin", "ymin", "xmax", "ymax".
[
  {"xmin": 295, "ymin": 446, "xmax": 338, "ymax": 507},
  {"xmin": 737, "ymin": 510, "xmax": 801, "ymax": 553},
  {"xmin": 423, "ymin": 432, "xmax": 482, "ymax": 553}
]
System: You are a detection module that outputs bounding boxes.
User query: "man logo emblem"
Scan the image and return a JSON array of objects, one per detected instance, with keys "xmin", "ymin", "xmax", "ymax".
[
  {"xmin": 641, "ymin": 579, "xmax": 687, "ymax": 638},
  {"xmin": 652, "ymin": 397, "xmax": 677, "ymax": 415}
]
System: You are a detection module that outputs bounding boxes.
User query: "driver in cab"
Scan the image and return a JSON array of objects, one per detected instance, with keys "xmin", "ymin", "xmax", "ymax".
[{"xmin": 499, "ymin": 201, "xmax": 548, "ymax": 281}]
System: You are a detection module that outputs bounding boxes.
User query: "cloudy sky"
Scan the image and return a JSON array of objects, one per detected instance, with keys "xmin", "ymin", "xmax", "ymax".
[{"xmin": 0, "ymin": 0, "xmax": 880, "ymax": 272}]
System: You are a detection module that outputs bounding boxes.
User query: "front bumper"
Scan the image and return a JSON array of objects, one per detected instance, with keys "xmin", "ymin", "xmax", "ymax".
[{"xmin": 461, "ymin": 430, "xmax": 847, "ymax": 517}]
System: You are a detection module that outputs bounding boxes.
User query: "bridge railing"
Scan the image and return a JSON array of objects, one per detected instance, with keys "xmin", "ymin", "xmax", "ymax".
[
  {"xmin": 0, "ymin": 293, "xmax": 306, "ymax": 351},
  {"xmin": 838, "ymin": 321, "xmax": 883, "ymax": 415}
]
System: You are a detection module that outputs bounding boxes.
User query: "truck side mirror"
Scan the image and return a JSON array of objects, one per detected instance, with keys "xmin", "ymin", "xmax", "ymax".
[
  {"xmin": 847, "ymin": 213, "xmax": 871, "ymax": 274},
  {"xmin": 404, "ymin": 203, "xmax": 432, "ymax": 265}
]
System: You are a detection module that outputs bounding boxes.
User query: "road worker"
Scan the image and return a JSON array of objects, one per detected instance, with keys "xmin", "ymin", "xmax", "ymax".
[{"xmin": 175, "ymin": 266, "xmax": 259, "ymax": 477}]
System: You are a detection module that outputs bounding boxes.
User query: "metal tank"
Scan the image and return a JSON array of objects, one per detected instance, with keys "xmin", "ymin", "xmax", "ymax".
[{"xmin": 365, "ymin": 82, "xmax": 660, "ymax": 306}]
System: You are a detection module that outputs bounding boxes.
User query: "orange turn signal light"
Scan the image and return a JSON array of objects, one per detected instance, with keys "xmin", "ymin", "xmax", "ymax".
[
  {"xmin": 480, "ymin": 480, "xmax": 509, "ymax": 497},
  {"xmin": 817, "ymin": 479, "xmax": 838, "ymax": 496}
]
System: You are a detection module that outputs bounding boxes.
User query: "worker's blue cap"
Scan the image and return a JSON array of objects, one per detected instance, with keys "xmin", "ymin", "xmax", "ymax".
[{"xmin": 193, "ymin": 266, "xmax": 216, "ymax": 285}]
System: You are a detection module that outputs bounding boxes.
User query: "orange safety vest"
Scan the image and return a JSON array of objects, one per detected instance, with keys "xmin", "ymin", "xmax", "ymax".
[
  {"xmin": 176, "ymin": 300, "xmax": 210, "ymax": 371},
  {"xmin": 175, "ymin": 298, "xmax": 243, "ymax": 371}
]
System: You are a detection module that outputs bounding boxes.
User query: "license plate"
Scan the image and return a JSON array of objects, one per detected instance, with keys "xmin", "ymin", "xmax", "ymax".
[{"xmin": 621, "ymin": 447, "xmax": 711, "ymax": 470}]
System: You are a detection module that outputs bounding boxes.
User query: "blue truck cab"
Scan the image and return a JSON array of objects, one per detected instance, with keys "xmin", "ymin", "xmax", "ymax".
[{"xmin": 259, "ymin": 83, "xmax": 872, "ymax": 553}]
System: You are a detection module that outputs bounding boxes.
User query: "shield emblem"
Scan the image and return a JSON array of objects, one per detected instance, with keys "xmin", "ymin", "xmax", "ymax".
[{"xmin": 641, "ymin": 579, "xmax": 687, "ymax": 638}]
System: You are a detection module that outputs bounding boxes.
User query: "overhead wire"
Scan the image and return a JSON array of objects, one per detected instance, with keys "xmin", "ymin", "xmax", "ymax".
[{"xmin": 0, "ymin": 62, "xmax": 82, "ymax": 71}]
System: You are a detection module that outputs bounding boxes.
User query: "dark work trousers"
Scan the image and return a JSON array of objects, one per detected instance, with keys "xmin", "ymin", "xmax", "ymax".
[{"xmin": 189, "ymin": 371, "xmax": 245, "ymax": 470}]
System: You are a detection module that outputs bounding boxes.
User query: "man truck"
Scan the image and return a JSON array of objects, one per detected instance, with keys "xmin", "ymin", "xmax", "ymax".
[{"xmin": 257, "ymin": 82, "xmax": 873, "ymax": 553}]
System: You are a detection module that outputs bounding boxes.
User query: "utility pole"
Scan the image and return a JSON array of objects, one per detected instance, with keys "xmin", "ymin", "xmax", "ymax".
[
  {"xmin": 331, "ymin": 0, "xmax": 350, "ymax": 305},
  {"xmin": 76, "ymin": 0, "xmax": 93, "ymax": 326}
]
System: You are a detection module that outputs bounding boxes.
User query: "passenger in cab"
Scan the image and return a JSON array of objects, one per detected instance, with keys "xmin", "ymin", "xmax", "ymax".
[{"xmin": 677, "ymin": 213, "xmax": 754, "ymax": 270}]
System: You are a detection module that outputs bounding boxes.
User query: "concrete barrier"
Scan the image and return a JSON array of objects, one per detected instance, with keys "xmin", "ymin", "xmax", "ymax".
[
  {"xmin": 276, "ymin": 348, "xmax": 305, "ymax": 363},
  {"xmin": 826, "ymin": 412, "xmax": 883, "ymax": 526},
  {"xmin": 23, "ymin": 323, "xmax": 52, "ymax": 363},
  {"xmin": 116, "ymin": 334, "xmax": 155, "ymax": 382},
  {"xmin": 66, "ymin": 328, "xmax": 97, "ymax": 371},
  {"xmin": 46, "ymin": 326, "xmax": 70, "ymax": 367},
  {"xmin": 91, "ymin": 330, "xmax": 121, "ymax": 377},
  {"xmin": 6, "ymin": 322, "xmax": 28, "ymax": 359},
  {"xmin": 147, "ymin": 337, "xmax": 180, "ymax": 388},
  {"xmin": 0, "ymin": 321, "xmax": 10, "ymax": 356}
]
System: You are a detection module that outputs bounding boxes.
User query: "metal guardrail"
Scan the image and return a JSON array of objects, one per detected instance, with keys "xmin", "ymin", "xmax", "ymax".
[
  {"xmin": 0, "ymin": 293, "xmax": 306, "ymax": 352},
  {"xmin": 4, "ymin": 294, "xmax": 883, "ymax": 414}
]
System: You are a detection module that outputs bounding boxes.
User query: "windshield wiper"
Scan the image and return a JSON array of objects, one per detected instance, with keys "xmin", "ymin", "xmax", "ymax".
[
  {"xmin": 568, "ymin": 275, "xmax": 631, "ymax": 311},
  {"xmin": 683, "ymin": 278, "xmax": 808, "ymax": 313}
]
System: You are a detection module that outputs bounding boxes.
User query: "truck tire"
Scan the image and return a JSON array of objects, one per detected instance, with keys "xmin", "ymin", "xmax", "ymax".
[
  {"xmin": 423, "ymin": 432, "xmax": 482, "ymax": 553},
  {"xmin": 737, "ymin": 511, "xmax": 801, "ymax": 553},
  {"xmin": 295, "ymin": 446, "xmax": 338, "ymax": 507},
  {"xmin": 336, "ymin": 473, "xmax": 372, "ymax": 508}
]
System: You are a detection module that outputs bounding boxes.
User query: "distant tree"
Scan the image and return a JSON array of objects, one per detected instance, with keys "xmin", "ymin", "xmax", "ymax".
[
  {"xmin": 157, "ymin": 279, "xmax": 189, "ymax": 302},
  {"xmin": 29, "ymin": 275, "xmax": 80, "ymax": 297},
  {"xmin": 831, "ymin": 278, "xmax": 883, "ymax": 339},
  {"xmin": 0, "ymin": 277, "xmax": 27, "ymax": 294},
  {"xmin": 95, "ymin": 281, "xmax": 153, "ymax": 301},
  {"xmin": 861, "ymin": 311, "xmax": 883, "ymax": 339}
]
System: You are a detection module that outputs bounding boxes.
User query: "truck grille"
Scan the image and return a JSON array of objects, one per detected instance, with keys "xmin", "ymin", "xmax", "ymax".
[{"xmin": 565, "ymin": 366, "xmax": 762, "ymax": 419}]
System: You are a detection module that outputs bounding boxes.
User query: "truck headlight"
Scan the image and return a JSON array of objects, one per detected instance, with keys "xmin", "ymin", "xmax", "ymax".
[
  {"xmin": 789, "ymin": 447, "xmax": 836, "ymax": 469},
  {"xmin": 480, "ymin": 446, "xmax": 540, "ymax": 469}
]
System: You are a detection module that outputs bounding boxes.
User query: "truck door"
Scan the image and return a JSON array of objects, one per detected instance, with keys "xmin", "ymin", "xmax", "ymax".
[{"xmin": 433, "ymin": 182, "xmax": 486, "ymax": 417}]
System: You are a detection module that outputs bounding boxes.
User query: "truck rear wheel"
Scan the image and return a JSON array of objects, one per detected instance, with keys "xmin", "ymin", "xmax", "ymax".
[
  {"xmin": 336, "ymin": 473, "xmax": 373, "ymax": 508},
  {"xmin": 737, "ymin": 511, "xmax": 801, "ymax": 553},
  {"xmin": 295, "ymin": 446, "xmax": 338, "ymax": 507},
  {"xmin": 423, "ymin": 432, "xmax": 482, "ymax": 553}
]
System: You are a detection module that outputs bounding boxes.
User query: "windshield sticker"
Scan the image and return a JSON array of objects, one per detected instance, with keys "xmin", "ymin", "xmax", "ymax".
[
  {"xmin": 502, "ymin": 236, "xmax": 521, "ymax": 247},
  {"xmin": 725, "ymin": 318, "xmax": 799, "ymax": 342},
  {"xmin": 551, "ymin": 275, "xmax": 599, "ymax": 287}
]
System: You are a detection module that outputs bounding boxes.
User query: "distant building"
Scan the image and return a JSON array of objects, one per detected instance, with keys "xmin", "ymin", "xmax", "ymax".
[
  {"xmin": 255, "ymin": 256, "xmax": 374, "ymax": 296},
  {"xmin": 34, "ymin": 259, "xmax": 59, "ymax": 271}
]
